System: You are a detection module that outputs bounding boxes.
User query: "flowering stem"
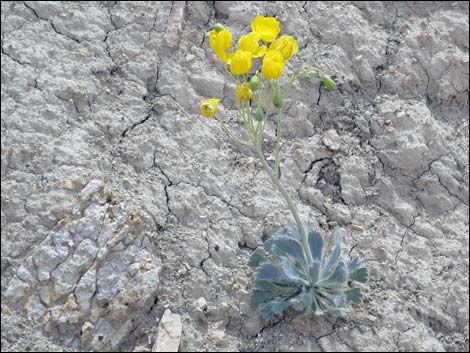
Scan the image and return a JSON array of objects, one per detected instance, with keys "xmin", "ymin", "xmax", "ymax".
[
  {"xmin": 254, "ymin": 139, "xmax": 313, "ymax": 264},
  {"xmin": 274, "ymin": 106, "xmax": 283, "ymax": 179},
  {"xmin": 223, "ymin": 65, "xmax": 237, "ymax": 84},
  {"xmin": 283, "ymin": 67, "xmax": 324, "ymax": 99},
  {"xmin": 214, "ymin": 114, "xmax": 253, "ymax": 150}
]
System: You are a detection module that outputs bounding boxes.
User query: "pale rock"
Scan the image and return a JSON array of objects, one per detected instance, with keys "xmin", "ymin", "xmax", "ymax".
[
  {"xmin": 80, "ymin": 321, "xmax": 94, "ymax": 343},
  {"xmin": 152, "ymin": 309, "xmax": 182, "ymax": 352},
  {"xmin": 323, "ymin": 129, "xmax": 341, "ymax": 151}
]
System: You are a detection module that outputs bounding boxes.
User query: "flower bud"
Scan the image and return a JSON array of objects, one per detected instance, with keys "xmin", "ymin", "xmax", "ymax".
[
  {"xmin": 273, "ymin": 93, "xmax": 283, "ymax": 108},
  {"xmin": 213, "ymin": 23, "xmax": 225, "ymax": 32},
  {"xmin": 322, "ymin": 75, "xmax": 336, "ymax": 91},
  {"xmin": 255, "ymin": 107, "xmax": 264, "ymax": 121},
  {"xmin": 250, "ymin": 75, "xmax": 260, "ymax": 91}
]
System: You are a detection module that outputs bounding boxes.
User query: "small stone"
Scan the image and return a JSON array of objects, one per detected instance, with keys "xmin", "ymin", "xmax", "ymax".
[
  {"xmin": 350, "ymin": 224, "xmax": 365, "ymax": 232},
  {"xmin": 322, "ymin": 129, "xmax": 341, "ymax": 151},
  {"xmin": 384, "ymin": 119, "xmax": 395, "ymax": 132},
  {"xmin": 208, "ymin": 322, "xmax": 226, "ymax": 347},
  {"xmin": 64, "ymin": 293, "xmax": 78, "ymax": 311},
  {"xmin": 152, "ymin": 309, "xmax": 182, "ymax": 352},
  {"xmin": 81, "ymin": 321, "xmax": 94, "ymax": 343},
  {"xmin": 79, "ymin": 48, "xmax": 91, "ymax": 57},
  {"xmin": 185, "ymin": 54, "xmax": 196, "ymax": 62},
  {"xmin": 134, "ymin": 346, "xmax": 151, "ymax": 352},
  {"xmin": 195, "ymin": 297, "xmax": 207, "ymax": 312}
]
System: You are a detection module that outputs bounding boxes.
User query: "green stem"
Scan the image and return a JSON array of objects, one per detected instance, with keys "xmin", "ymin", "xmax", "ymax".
[
  {"xmin": 214, "ymin": 114, "xmax": 253, "ymax": 150},
  {"xmin": 254, "ymin": 142, "xmax": 313, "ymax": 265},
  {"xmin": 283, "ymin": 67, "xmax": 324, "ymax": 99},
  {"xmin": 260, "ymin": 80, "xmax": 273, "ymax": 152},
  {"xmin": 223, "ymin": 65, "xmax": 236, "ymax": 84},
  {"xmin": 274, "ymin": 106, "xmax": 283, "ymax": 179}
]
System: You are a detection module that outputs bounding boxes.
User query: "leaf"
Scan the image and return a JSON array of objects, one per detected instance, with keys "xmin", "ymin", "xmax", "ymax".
[
  {"xmin": 308, "ymin": 230, "xmax": 324, "ymax": 262},
  {"xmin": 345, "ymin": 287, "xmax": 363, "ymax": 304},
  {"xmin": 265, "ymin": 236, "xmax": 308, "ymax": 271},
  {"xmin": 249, "ymin": 251, "xmax": 265, "ymax": 269},
  {"xmin": 320, "ymin": 231, "xmax": 342, "ymax": 279},
  {"xmin": 317, "ymin": 261, "xmax": 348, "ymax": 289},
  {"xmin": 348, "ymin": 257, "xmax": 362, "ymax": 272},
  {"xmin": 252, "ymin": 280, "xmax": 300, "ymax": 304},
  {"xmin": 279, "ymin": 257, "xmax": 309, "ymax": 285},
  {"xmin": 259, "ymin": 300, "xmax": 292, "ymax": 320},
  {"xmin": 256, "ymin": 263, "xmax": 288, "ymax": 282},
  {"xmin": 291, "ymin": 223, "xmax": 300, "ymax": 238},
  {"xmin": 309, "ymin": 260, "xmax": 321, "ymax": 283},
  {"xmin": 316, "ymin": 289, "xmax": 346, "ymax": 307},
  {"xmin": 290, "ymin": 288, "xmax": 313, "ymax": 311},
  {"xmin": 350, "ymin": 267, "xmax": 368, "ymax": 283},
  {"xmin": 252, "ymin": 226, "xmax": 368, "ymax": 320}
]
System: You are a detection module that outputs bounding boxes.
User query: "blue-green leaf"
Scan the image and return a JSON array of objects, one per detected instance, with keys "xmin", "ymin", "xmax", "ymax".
[
  {"xmin": 256, "ymin": 263, "xmax": 287, "ymax": 282},
  {"xmin": 308, "ymin": 230, "xmax": 324, "ymax": 262},
  {"xmin": 345, "ymin": 287, "xmax": 363, "ymax": 304},
  {"xmin": 251, "ymin": 226, "xmax": 367, "ymax": 320},
  {"xmin": 259, "ymin": 300, "xmax": 292, "ymax": 320},
  {"xmin": 252, "ymin": 280, "xmax": 300, "ymax": 304},
  {"xmin": 350, "ymin": 267, "xmax": 368, "ymax": 283},
  {"xmin": 317, "ymin": 289, "xmax": 346, "ymax": 307},
  {"xmin": 265, "ymin": 236, "xmax": 308, "ymax": 271},
  {"xmin": 321, "ymin": 231, "xmax": 342, "ymax": 278},
  {"xmin": 249, "ymin": 251, "xmax": 266, "ymax": 269},
  {"xmin": 279, "ymin": 257, "xmax": 309, "ymax": 285},
  {"xmin": 348, "ymin": 257, "xmax": 362, "ymax": 272},
  {"xmin": 317, "ymin": 261, "xmax": 348, "ymax": 289},
  {"xmin": 309, "ymin": 260, "xmax": 321, "ymax": 283},
  {"xmin": 291, "ymin": 224, "xmax": 300, "ymax": 238},
  {"xmin": 290, "ymin": 288, "xmax": 313, "ymax": 311}
]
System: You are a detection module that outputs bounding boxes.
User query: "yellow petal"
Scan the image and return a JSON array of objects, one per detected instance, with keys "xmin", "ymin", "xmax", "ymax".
[
  {"xmin": 261, "ymin": 50, "xmax": 284, "ymax": 79},
  {"xmin": 251, "ymin": 15, "xmax": 280, "ymax": 42},
  {"xmin": 268, "ymin": 35, "xmax": 299, "ymax": 62},
  {"xmin": 237, "ymin": 32, "xmax": 260, "ymax": 53},
  {"xmin": 209, "ymin": 29, "xmax": 233, "ymax": 62},
  {"xmin": 253, "ymin": 44, "xmax": 267, "ymax": 58},
  {"xmin": 230, "ymin": 50, "xmax": 252, "ymax": 75},
  {"xmin": 200, "ymin": 98, "xmax": 220, "ymax": 117},
  {"xmin": 209, "ymin": 30, "xmax": 218, "ymax": 52},
  {"xmin": 216, "ymin": 29, "xmax": 232, "ymax": 51},
  {"xmin": 235, "ymin": 83, "xmax": 253, "ymax": 100}
]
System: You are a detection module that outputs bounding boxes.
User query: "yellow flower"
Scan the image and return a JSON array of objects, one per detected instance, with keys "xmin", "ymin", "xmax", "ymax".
[
  {"xmin": 251, "ymin": 15, "xmax": 280, "ymax": 42},
  {"xmin": 230, "ymin": 50, "xmax": 252, "ymax": 75},
  {"xmin": 261, "ymin": 50, "xmax": 284, "ymax": 79},
  {"xmin": 209, "ymin": 29, "xmax": 233, "ymax": 63},
  {"xmin": 268, "ymin": 35, "xmax": 299, "ymax": 62},
  {"xmin": 200, "ymin": 98, "xmax": 220, "ymax": 117},
  {"xmin": 237, "ymin": 32, "xmax": 267, "ymax": 58},
  {"xmin": 235, "ymin": 83, "xmax": 253, "ymax": 100}
]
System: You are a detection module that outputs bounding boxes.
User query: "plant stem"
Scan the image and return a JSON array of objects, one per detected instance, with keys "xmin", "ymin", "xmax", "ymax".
[
  {"xmin": 274, "ymin": 106, "xmax": 283, "ymax": 179},
  {"xmin": 214, "ymin": 114, "xmax": 253, "ymax": 150},
  {"xmin": 283, "ymin": 67, "xmax": 324, "ymax": 99},
  {"xmin": 254, "ymin": 142, "xmax": 313, "ymax": 264}
]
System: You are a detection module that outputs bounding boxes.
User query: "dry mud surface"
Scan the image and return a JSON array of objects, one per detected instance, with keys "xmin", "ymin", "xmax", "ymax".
[{"xmin": 1, "ymin": 1, "xmax": 469, "ymax": 352}]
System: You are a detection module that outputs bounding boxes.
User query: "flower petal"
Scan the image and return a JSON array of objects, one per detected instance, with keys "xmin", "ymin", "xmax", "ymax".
[{"xmin": 251, "ymin": 15, "xmax": 280, "ymax": 42}]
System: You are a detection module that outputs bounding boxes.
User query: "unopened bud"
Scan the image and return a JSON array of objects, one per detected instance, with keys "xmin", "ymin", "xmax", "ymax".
[
  {"xmin": 322, "ymin": 75, "xmax": 336, "ymax": 91},
  {"xmin": 213, "ymin": 23, "xmax": 225, "ymax": 32},
  {"xmin": 273, "ymin": 93, "xmax": 283, "ymax": 108},
  {"xmin": 250, "ymin": 75, "xmax": 260, "ymax": 91},
  {"xmin": 255, "ymin": 107, "xmax": 264, "ymax": 121}
]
